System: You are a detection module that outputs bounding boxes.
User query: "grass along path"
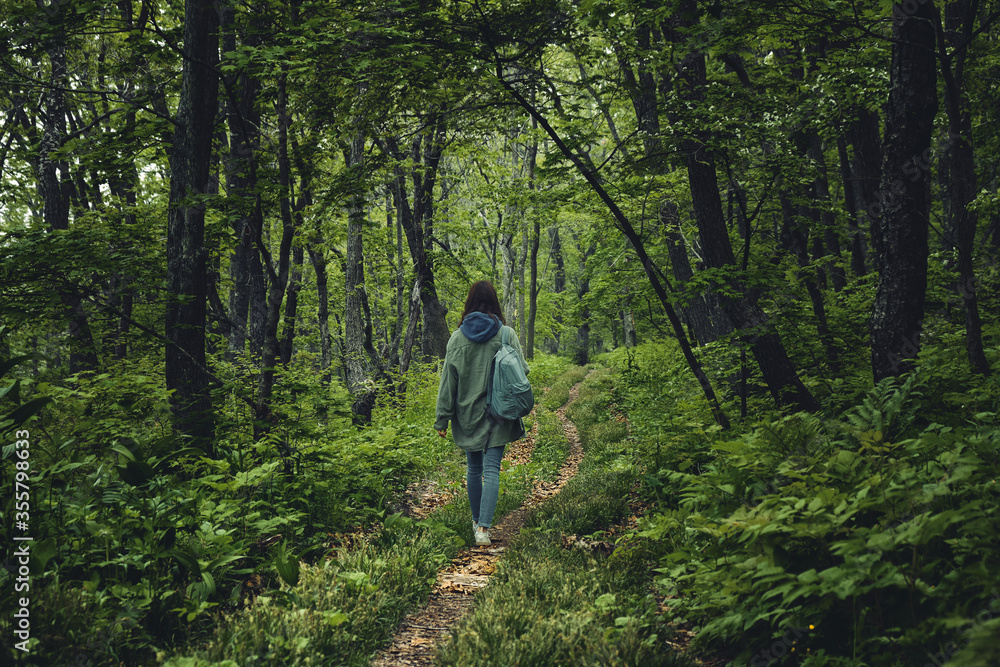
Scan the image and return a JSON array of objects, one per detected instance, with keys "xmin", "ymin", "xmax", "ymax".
[
  {"xmin": 372, "ymin": 379, "xmax": 587, "ymax": 666},
  {"xmin": 434, "ymin": 366, "xmax": 694, "ymax": 666}
]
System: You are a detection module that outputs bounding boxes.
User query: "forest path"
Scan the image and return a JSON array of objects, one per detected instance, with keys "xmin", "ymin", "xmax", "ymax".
[{"xmin": 371, "ymin": 379, "xmax": 587, "ymax": 666}]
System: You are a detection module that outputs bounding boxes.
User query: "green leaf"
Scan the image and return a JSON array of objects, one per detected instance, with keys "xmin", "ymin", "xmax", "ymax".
[
  {"xmin": 117, "ymin": 460, "xmax": 155, "ymax": 486},
  {"xmin": 275, "ymin": 548, "xmax": 300, "ymax": 587}
]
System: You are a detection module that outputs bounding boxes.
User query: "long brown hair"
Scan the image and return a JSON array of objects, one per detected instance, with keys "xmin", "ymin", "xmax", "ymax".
[{"xmin": 461, "ymin": 280, "xmax": 506, "ymax": 324}]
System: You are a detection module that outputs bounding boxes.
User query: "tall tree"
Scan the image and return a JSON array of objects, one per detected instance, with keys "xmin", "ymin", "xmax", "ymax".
[
  {"xmin": 933, "ymin": 0, "xmax": 991, "ymax": 375},
  {"xmin": 667, "ymin": 36, "xmax": 819, "ymax": 411},
  {"xmin": 869, "ymin": 1, "xmax": 938, "ymax": 381},
  {"xmin": 344, "ymin": 131, "xmax": 382, "ymax": 422},
  {"xmin": 165, "ymin": 0, "xmax": 220, "ymax": 448},
  {"xmin": 525, "ymin": 118, "xmax": 540, "ymax": 359},
  {"xmin": 37, "ymin": 0, "xmax": 99, "ymax": 374},
  {"xmin": 221, "ymin": 1, "xmax": 267, "ymax": 361},
  {"xmin": 379, "ymin": 115, "xmax": 450, "ymax": 362}
]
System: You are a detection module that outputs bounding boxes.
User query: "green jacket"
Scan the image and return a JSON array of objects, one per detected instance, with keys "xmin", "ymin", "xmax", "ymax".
[{"xmin": 434, "ymin": 324, "xmax": 529, "ymax": 451}]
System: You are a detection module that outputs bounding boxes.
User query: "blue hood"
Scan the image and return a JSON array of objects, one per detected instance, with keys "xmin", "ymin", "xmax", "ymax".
[{"xmin": 460, "ymin": 312, "xmax": 501, "ymax": 342}]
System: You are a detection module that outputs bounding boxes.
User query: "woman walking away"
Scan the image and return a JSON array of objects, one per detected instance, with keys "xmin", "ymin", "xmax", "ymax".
[{"xmin": 434, "ymin": 280, "xmax": 529, "ymax": 546}]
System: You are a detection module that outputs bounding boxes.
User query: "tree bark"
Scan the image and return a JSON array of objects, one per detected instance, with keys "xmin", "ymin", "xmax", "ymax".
[
  {"xmin": 836, "ymin": 133, "xmax": 869, "ymax": 278},
  {"xmin": 166, "ymin": 0, "xmax": 219, "ymax": 448},
  {"xmin": 380, "ymin": 121, "xmax": 450, "ymax": 362},
  {"xmin": 222, "ymin": 2, "xmax": 266, "ymax": 360},
  {"xmin": 779, "ymin": 192, "xmax": 840, "ymax": 373},
  {"xmin": 280, "ymin": 243, "xmax": 304, "ymax": 368},
  {"xmin": 307, "ymin": 243, "xmax": 332, "ymax": 383},
  {"xmin": 673, "ymin": 47, "xmax": 819, "ymax": 411},
  {"xmin": 573, "ymin": 235, "xmax": 595, "ymax": 366},
  {"xmin": 542, "ymin": 224, "xmax": 565, "ymax": 354},
  {"xmin": 807, "ymin": 132, "xmax": 847, "ymax": 292},
  {"xmin": 661, "ymin": 201, "xmax": 729, "ymax": 346},
  {"xmin": 934, "ymin": 0, "xmax": 990, "ymax": 375},
  {"xmin": 38, "ymin": 6, "xmax": 99, "ymax": 375},
  {"xmin": 344, "ymin": 131, "xmax": 381, "ymax": 423},
  {"xmin": 870, "ymin": 1, "xmax": 938, "ymax": 382},
  {"xmin": 252, "ymin": 71, "xmax": 300, "ymax": 439},
  {"xmin": 525, "ymin": 117, "xmax": 540, "ymax": 358},
  {"xmin": 848, "ymin": 108, "xmax": 881, "ymax": 275}
]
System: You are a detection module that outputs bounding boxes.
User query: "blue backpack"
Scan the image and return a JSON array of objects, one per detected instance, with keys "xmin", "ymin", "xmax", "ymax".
[{"xmin": 486, "ymin": 327, "xmax": 534, "ymax": 422}]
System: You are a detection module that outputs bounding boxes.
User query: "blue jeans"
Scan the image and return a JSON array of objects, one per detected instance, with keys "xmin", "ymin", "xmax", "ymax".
[{"xmin": 467, "ymin": 445, "xmax": 505, "ymax": 528}]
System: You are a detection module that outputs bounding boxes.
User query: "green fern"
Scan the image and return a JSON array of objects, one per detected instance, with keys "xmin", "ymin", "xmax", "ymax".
[{"xmin": 844, "ymin": 373, "xmax": 923, "ymax": 444}]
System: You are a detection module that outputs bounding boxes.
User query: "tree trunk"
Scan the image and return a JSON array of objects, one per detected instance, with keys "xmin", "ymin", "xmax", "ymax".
[
  {"xmin": 622, "ymin": 309, "xmax": 637, "ymax": 347},
  {"xmin": 307, "ymin": 243, "xmax": 332, "ymax": 383},
  {"xmin": 517, "ymin": 223, "xmax": 527, "ymax": 345},
  {"xmin": 38, "ymin": 13, "xmax": 99, "ymax": 375},
  {"xmin": 661, "ymin": 200, "xmax": 729, "ymax": 346},
  {"xmin": 166, "ymin": 0, "xmax": 219, "ymax": 449},
  {"xmin": 869, "ymin": 1, "xmax": 938, "ymax": 382},
  {"xmin": 675, "ymin": 49, "xmax": 819, "ymax": 411},
  {"xmin": 779, "ymin": 192, "xmax": 841, "ymax": 373},
  {"xmin": 836, "ymin": 133, "xmax": 870, "ymax": 278},
  {"xmin": 542, "ymin": 224, "xmax": 565, "ymax": 354},
  {"xmin": 344, "ymin": 131, "xmax": 381, "ymax": 423},
  {"xmin": 573, "ymin": 236, "xmax": 595, "ymax": 366},
  {"xmin": 808, "ymin": 132, "xmax": 847, "ymax": 292},
  {"xmin": 280, "ymin": 243, "xmax": 303, "ymax": 367},
  {"xmin": 935, "ymin": 0, "xmax": 990, "ymax": 375},
  {"xmin": 526, "ymin": 119, "xmax": 540, "ymax": 359},
  {"xmin": 849, "ymin": 108, "xmax": 881, "ymax": 275},
  {"xmin": 381, "ymin": 122, "xmax": 450, "ymax": 361},
  {"xmin": 500, "ymin": 218, "xmax": 517, "ymax": 321},
  {"xmin": 222, "ymin": 3, "xmax": 266, "ymax": 360},
  {"xmin": 252, "ymin": 71, "xmax": 299, "ymax": 440}
]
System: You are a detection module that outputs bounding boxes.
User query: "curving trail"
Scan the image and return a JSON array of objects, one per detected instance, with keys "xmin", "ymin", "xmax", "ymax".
[{"xmin": 372, "ymin": 381, "xmax": 586, "ymax": 666}]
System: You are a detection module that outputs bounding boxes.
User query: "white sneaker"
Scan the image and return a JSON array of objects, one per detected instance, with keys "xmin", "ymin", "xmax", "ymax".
[{"xmin": 474, "ymin": 526, "xmax": 491, "ymax": 546}]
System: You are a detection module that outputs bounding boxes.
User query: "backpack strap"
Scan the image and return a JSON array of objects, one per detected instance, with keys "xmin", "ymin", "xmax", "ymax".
[{"xmin": 483, "ymin": 325, "xmax": 507, "ymax": 446}]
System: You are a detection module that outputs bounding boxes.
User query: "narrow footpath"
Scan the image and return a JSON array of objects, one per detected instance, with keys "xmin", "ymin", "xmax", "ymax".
[{"xmin": 372, "ymin": 381, "xmax": 587, "ymax": 666}]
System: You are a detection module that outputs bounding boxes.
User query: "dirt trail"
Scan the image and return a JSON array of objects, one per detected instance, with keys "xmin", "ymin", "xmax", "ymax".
[{"xmin": 372, "ymin": 382, "xmax": 586, "ymax": 666}]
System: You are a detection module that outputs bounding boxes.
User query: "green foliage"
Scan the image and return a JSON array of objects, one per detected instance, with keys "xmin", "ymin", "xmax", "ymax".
[
  {"xmin": 437, "ymin": 534, "xmax": 689, "ymax": 667},
  {"xmin": 437, "ymin": 368, "xmax": 689, "ymax": 667},
  {"xmin": 529, "ymin": 405, "xmax": 571, "ymax": 482},
  {"xmin": 167, "ymin": 519, "xmax": 459, "ymax": 667},
  {"xmin": 0, "ymin": 326, "xmax": 53, "ymax": 434},
  {"xmin": 538, "ymin": 364, "xmax": 587, "ymax": 411},
  {"xmin": 528, "ymin": 460, "xmax": 636, "ymax": 537},
  {"xmin": 617, "ymin": 353, "xmax": 1000, "ymax": 666},
  {"xmin": 0, "ymin": 352, "xmax": 462, "ymax": 664},
  {"xmin": 526, "ymin": 353, "xmax": 576, "ymax": 391}
]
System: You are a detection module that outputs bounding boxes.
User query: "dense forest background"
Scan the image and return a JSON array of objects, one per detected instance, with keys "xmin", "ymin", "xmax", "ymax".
[{"xmin": 2, "ymin": 0, "xmax": 1000, "ymax": 665}]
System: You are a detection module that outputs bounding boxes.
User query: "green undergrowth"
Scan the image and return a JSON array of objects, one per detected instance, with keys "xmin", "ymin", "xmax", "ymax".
[
  {"xmin": 158, "ymin": 356, "xmax": 576, "ymax": 666},
  {"xmin": 607, "ymin": 340, "xmax": 1000, "ymax": 667},
  {"xmin": 539, "ymin": 364, "xmax": 588, "ymax": 411},
  {"xmin": 161, "ymin": 443, "xmax": 539, "ymax": 667},
  {"xmin": 163, "ymin": 517, "xmax": 461, "ymax": 667},
  {"xmin": 436, "ymin": 367, "xmax": 694, "ymax": 666},
  {"xmin": 526, "ymin": 404, "xmax": 571, "ymax": 481}
]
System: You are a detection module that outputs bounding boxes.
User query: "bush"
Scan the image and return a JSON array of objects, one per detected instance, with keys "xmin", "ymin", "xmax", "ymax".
[
  {"xmin": 435, "ymin": 356, "xmax": 691, "ymax": 666},
  {"xmin": 166, "ymin": 518, "xmax": 460, "ymax": 667},
  {"xmin": 628, "ymin": 370, "xmax": 1000, "ymax": 666}
]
